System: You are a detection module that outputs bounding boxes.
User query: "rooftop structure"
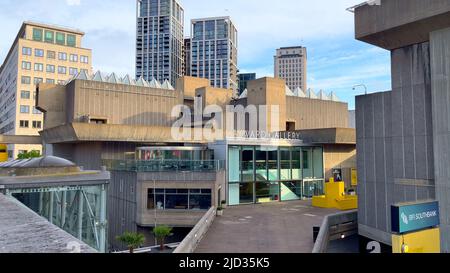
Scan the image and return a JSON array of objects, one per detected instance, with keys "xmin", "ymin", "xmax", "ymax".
[
  {"xmin": 0, "ymin": 156, "xmax": 110, "ymax": 252},
  {"xmin": 0, "ymin": 193, "xmax": 96, "ymax": 253}
]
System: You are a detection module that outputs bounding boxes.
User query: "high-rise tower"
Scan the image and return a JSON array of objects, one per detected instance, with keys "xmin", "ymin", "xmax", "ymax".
[{"xmin": 136, "ymin": 0, "xmax": 184, "ymax": 87}]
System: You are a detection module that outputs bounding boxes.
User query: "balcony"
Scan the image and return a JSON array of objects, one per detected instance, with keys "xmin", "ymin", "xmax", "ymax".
[{"xmin": 102, "ymin": 159, "xmax": 225, "ymax": 173}]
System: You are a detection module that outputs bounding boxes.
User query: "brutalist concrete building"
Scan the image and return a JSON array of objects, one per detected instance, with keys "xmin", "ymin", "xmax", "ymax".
[{"xmin": 354, "ymin": 0, "xmax": 450, "ymax": 252}]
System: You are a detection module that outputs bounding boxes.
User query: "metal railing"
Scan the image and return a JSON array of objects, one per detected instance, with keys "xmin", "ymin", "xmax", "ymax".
[
  {"xmin": 103, "ymin": 159, "xmax": 225, "ymax": 172},
  {"xmin": 312, "ymin": 210, "xmax": 358, "ymax": 253},
  {"xmin": 173, "ymin": 206, "xmax": 216, "ymax": 253}
]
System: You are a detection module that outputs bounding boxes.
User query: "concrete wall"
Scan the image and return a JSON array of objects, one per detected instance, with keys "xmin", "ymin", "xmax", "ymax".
[
  {"xmin": 286, "ymin": 97, "xmax": 348, "ymax": 130},
  {"xmin": 355, "ymin": 0, "xmax": 450, "ymax": 50},
  {"xmin": 108, "ymin": 171, "xmax": 138, "ymax": 251},
  {"xmin": 323, "ymin": 144, "xmax": 356, "ymax": 187},
  {"xmin": 356, "ymin": 42, "xmax": 435, "ymax": 245},
  {"xmin": 430, "ymin": 27, "xmax": 450, "ymax": 253}
]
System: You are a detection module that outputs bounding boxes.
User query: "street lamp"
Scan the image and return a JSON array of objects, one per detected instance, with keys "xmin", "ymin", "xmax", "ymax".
[{"xmin": 352, "ymin": 84, "xmax": 368, "ymax": 95}]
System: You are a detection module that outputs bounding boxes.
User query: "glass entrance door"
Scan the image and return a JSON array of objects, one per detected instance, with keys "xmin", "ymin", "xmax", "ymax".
[{"xmin": 303, "ymin": 179, "xmax": 325, "ymax": 198}]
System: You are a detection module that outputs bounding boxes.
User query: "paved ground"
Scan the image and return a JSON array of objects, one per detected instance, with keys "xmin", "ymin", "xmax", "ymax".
[{"xmin": 195, "ymin": 200, "xmax": 338, "ymax": 253}]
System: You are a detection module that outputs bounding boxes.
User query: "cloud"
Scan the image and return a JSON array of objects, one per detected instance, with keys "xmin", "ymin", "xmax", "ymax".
[
  {"xmin": 66, "ymin": 0, "xmax": 81, "ymax": 6},
  {"xmin": 66, "ymin": 0, "xmax": 80, "ymax": 6}
]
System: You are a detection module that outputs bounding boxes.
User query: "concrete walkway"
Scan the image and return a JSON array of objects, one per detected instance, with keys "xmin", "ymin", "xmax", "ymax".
[{"xmin": 195, "ymin": 200, "xmax": 338, "ymax": 253}]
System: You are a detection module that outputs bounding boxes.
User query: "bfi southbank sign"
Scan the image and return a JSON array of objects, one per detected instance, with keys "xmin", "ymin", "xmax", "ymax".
[{"xmin": 391, "ymin": 201, "xmax": 440, "ymax": 234}]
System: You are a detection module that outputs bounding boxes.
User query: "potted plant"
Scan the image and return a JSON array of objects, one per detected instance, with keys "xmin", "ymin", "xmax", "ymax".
[
  {"xmin": 116, "ymin": 231, "xmax": 145, "ymax": 253},
  {"xmin": 221, "ymin": 200, "xmax": 227, "ymax": 208},
  {"xmin": 217, "ymin": 206, "xmax": 224, "ymax": 216},
  {"xmin": 153, "ymin": 225, "xmax": 173, "ymax": 251}
]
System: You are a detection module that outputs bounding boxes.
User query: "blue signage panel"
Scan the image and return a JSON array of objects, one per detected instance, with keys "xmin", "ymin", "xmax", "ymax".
[{"xmin": 391, "ymin": 201, "xmax": 440, "ymax": 234}]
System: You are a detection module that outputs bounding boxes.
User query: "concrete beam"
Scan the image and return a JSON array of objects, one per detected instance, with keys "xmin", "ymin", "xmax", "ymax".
[
  {"xmin": 281, "ymin": 128, "xmax": 356, "ymax": 144},
  {"xmin": 355, "ymin": 0, "xmax": 450, "ymax": 50},
  {"xmin": 0, "ymin": 135, "xmax": 42, "ymax": 145}
]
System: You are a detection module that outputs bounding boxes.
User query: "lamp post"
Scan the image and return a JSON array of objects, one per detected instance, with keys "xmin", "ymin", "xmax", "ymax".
[{"xmin": 352, "ymin": 84, "xmax": 368, "ymax": 95}]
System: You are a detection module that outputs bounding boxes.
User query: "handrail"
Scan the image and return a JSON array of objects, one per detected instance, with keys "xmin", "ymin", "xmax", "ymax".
[
  {"xmin": 312, "ymin": 210, "xmax": 358, "ymax": 253},
  {"xmin": 102, "ymin": 159, "xmax": 225, "ymax": 172},
  {"xmin": 173, "ymin": 206, "xmax": 216, "ymax": 253}
]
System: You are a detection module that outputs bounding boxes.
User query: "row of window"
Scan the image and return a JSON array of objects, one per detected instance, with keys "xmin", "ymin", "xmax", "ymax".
[
  {"xmin": 21, "ymin": 62, "xmax": 80, "ymax": 75},
  {"xmin": 19, "ymin": 120, "xmax": 42, "ymax": 129},
  {"xmin": 21, "ymin": 77, "xmax": 66, "ymax": 86},
  {"xmin": 147, "ymin": 188, "xmax": 212, "ymax": 211},
  {"xmin": 22, "ymin": 47, "xmax": 89, "ymax": 63},
  {"xmin": 19, "ymin": 105, "xmax": 41, "ymax": 114},
  {"xmin": 279, "ymin": 58, "xmax": 303, "ymax": 64},
  {"xmin": 32, "ymin": 28, "xmax": 77, "ymax": 47}
]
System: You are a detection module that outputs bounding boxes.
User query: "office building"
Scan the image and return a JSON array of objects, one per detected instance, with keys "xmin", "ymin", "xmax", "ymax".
[
  {"xmin": 237, "ymin": 72, "xmax": 256, "ymax": 95},
  {"xmin": 354, "ymin": 0, "xmax": 450, "ymax": 252},
  {"xmin": 190, "ymin": 17, "xmax": 238, "ymax": 94},
  {"xmin": 0, "ymin": 21, "xmax": 92, "ymax": 160},
  {"xmin": 183, "ymin": 38, "xmax": 191, "ymax": 76},
  {"xmin": 136, "ymin": 0, "xmax": 184, "ymax": 87},
  {"xmin": 274, "ymin": 46, "xmax": 307, "ymax": 92}
]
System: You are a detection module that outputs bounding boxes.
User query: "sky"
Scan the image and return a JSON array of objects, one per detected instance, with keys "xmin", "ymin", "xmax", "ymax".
[{"xmin": 0, "ymin": 0, "xmax": 392, "ymax": 110}]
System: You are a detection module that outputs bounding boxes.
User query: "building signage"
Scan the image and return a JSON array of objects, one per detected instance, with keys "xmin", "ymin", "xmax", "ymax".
[{"xmin": 391, "ymin": 201, "xmax": 440, "ymax": 234}]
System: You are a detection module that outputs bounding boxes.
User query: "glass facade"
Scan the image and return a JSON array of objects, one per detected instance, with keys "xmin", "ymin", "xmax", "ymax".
[
  {"xmin": 228, "ymin": 145, "xmax": 324, "ymax": 205},
  {"xmin": 8, "ymin": 184, "xmax": 107, "ymax": 252}
]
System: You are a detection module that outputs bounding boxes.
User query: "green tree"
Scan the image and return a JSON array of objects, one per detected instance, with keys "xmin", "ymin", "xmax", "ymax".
[
  {"xmin": 116, "ymin": 232, "xmax": 145, "ymax": 253},
  {"xmin": 153, "ymin": 225, "xmax": 173, "ymax": 250},
  {"xmin": 17, "ymin": 150, "xmax": 41, "ymax": 160}
]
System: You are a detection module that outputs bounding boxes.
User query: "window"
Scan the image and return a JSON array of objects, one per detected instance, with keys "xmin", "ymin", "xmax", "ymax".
[
  {"xmin": 19, "ymin": 120, "xmax": 29, "ymax": 128},
  {"xmin": 69, "ymin": 67, "xmax": 78, "ymax": 75},
  {"xmin": 58, "ymin": 66, "xmax": 67, "ymax": 74},
  {"xmin": 46, "ymin": 64, "xmax": 55, "ymax": 73},
  {"xmin": 69, "ymin": 54, "xmax": 78, "ymax": 62},
  {"xmin": 46, "ymin": 78, "xmax": 55, "ymax": 84},
  {"xmin": 21, "ymin": 61, "xmax": 31, "ymax": 70},
  {"xmin": 21, "ymin": 76, "xmax": 31, "ymax": 85},
  {"xmin": 32, "ymin": 28, "xmax": 43, "ymax": 41},
  {"xmin": 21, "ymin": 91, "xmax": 30, "ymax": 99},
  {"xmin": 56, "ymin": 32, "xmax": 65, "ymax": 45},
  {"xmin": 35, "ymin": 49, "xmax": 44, "ymax": 57},
  {"xmin": 32, "ymin": 121, "xmax": 42, "ymax": 129},
  {"xmin": 47, "ymin": 50, "xmax": 56, "ymax": 59},
  {"xmin": 34, "ymin": 77, "xmax": 43, "ymax": 85},
  {"xmin": 20, "ymin": 105, "xmax": 30, "ymax": 113},
  {"xmin": 44, "ymin": 30, "xmax": 54, "ymax": 43},
  {"xmin": 58, "ymin": 52, "xmax": 67, "ymax": 61},
  {"xmin": 22, "ymin": 47, "xmax": 32, "ymax": 56},
  {"xmin": 34, "ymin": 63, "xmax": 43, "ymax": 72},
  {"xmin": 33, "ymin": 107, "xmax": 42, "ymax": 115},
  {"xmin": 147, "ymin": 189, "xmax": 211, "ymax": 210},
  {"xmin": 80, "ymin": 55, "xmax": 89, "ymax": 64},
  {"xmin": 67, "ymin": 34, "xmax": 76, "ymax": 47}
]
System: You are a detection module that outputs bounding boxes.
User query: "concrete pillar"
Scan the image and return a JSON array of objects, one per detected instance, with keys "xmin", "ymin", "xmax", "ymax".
[{"xmin": 430, "ymin": 27, "xmax": 450, "ymax": 253}]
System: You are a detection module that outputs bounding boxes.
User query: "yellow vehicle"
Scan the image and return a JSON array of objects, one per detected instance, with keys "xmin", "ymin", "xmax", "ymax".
[{"xmin": 0, "ymin": 144, "xmax": 8, "ymax": 162}]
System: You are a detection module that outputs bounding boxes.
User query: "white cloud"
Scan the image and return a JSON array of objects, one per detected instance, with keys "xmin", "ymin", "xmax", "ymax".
[{"xmin": 66, "ymin": 0, "xmax": 80, "ymax": 6}]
